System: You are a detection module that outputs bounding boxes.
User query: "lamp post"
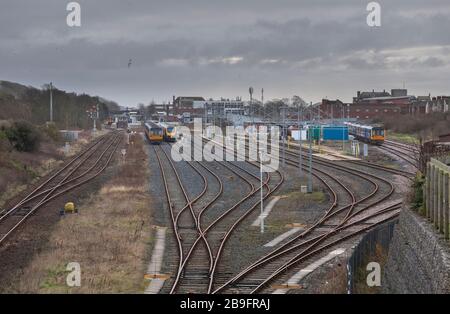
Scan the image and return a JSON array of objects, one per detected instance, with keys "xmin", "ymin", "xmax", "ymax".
[
  {"xmin": 49, "ymin": 82, "xmax": 53, "ymax": 122},
  {"xmin": 308, "ymin": 127, "xmax": 313, "ymax": 193},
  {"xmin": 298, "ymin": 102, "xmax": 303, "ymax": 178},
  {"xmin": 259, "ymin": 150, "xmax": 265, "ymax": 233}
]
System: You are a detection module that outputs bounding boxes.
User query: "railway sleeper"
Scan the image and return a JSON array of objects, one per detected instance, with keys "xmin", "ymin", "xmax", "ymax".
[{"xmin": 11, "ymin": 206, "xmax": 33, "ymax": 217}]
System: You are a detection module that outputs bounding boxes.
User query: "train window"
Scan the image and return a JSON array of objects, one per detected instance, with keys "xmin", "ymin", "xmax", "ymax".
[{"xmin": 151, "ymin": 128, "xmax": 163, "ymax": 135}]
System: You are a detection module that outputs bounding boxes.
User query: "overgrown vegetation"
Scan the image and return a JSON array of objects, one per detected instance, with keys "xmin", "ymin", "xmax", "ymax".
[
  {"xmin": 0, "ymin": 80, "xmax": 119, "ymax": 130},
  {"xmin": 410, "ymin": 173, "xmax": 425, "ymax": 215},
  {"xmin": 7, "ymin": 134, "xmax": 153, "ymax": 293},
  {"xmin": 373, "ymin": 112, "xmax": 450, "ymax": 141},
  {"xmin": 39, "ymin": 123, "xmax": 62, "ymax": 142},
  {"xmin": 3, "ymin": 120, "xmax": 41, "ymax": 152}
]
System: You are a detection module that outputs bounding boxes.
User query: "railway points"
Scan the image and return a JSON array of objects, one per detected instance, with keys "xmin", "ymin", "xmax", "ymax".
[{"xmin": 138, "ymin": 121, "xmax": 413, "ymax": 295}]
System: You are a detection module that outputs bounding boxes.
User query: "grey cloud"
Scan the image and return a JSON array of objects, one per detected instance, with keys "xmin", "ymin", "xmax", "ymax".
[{"xmin": 1, "ymin": 0, "xmax": 450, "ymax": 105}]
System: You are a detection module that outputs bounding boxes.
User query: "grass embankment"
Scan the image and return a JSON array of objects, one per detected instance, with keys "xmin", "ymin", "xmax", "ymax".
[
  {"xmin": 0, "ymin": 124, "xmax": 62, "ymax": 209},
  {"xmin": 0, "ymin": 127, "xmax": 103, "ymax": 210},
  {"xmin": 386, "ymin": 132, "xmax": 418, "ymax": 145},
  {"xmin": 15, "ymin": 134, "xmax": 153, "ymax": 293}
]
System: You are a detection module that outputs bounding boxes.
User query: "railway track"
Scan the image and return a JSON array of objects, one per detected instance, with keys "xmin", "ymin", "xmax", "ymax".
[
  {"xmin": 205, "ymin": 135, "xmax": 401, "ymax": 294},
  {"xmin": 152, "ymin": 132, "xmax": 403, "ymax": 294},
  {"xmin": 280, "ymin": 141, "xmax": 416, "ymax": 179},
  {"xmin": 378, "ymin": 140, "xmax": 419, "ymax": 169},
  {"xmin": 0, "ymin": 131, "xmax": 123, "ymax": 246},
  {"xmin": 152, "ymin": 139, "xmax": 284, "ymax": 294}
]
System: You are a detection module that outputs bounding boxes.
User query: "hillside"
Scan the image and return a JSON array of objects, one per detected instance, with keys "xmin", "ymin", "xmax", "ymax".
[{"xmin": 0, "ymin": 80, "xmax": 120, "ymax": 129}]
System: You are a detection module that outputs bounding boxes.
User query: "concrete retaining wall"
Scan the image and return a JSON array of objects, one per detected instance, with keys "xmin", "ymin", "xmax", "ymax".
[{"xmin": 383, "ymin": 206, "xmax": 450, "ymax": 294}]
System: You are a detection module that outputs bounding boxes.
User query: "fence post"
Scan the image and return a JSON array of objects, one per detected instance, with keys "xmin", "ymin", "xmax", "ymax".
[
  {"xmin": 444, "ymin": 173, "xmax": 449, "ymax": 240},
  {"xmin": 431, "ymin": 165, "xmax": 436, "ymax": 223},
  {"xmin": 426, "ymin": 163, "xmax": 431, "ymax": 218},
  {"xmin": 438, "ymin": 170, "xmax": 443, "ymax": 232}
]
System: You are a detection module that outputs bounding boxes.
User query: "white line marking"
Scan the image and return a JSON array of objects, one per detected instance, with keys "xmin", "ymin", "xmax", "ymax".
[
  {"xmin": 264, "ymin": 227, "xmax": 303, "ymax": 247},
  {"xmin": 272, "ymin": 248, "xmax": 346, "ymax": 294},
  {"xmin": 145, "ymin": 227, "xmax": 167, "ymax": 294},
  {"xmin": 251, "ymin": 196, "xmax": 281, "ymax": 227}
]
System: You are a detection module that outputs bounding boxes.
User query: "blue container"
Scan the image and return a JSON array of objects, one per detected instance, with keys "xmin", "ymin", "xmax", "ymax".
[
  {"xmin": 307, "ymin": 125, "xmax": 348, "ymax": 141},
  {"xmin": 322, "ymin": 126, "xmax": 349, "ymax": 141}
]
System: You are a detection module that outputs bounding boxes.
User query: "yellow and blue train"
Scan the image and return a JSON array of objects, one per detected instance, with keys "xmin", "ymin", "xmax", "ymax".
[
  {"xmin": 158, "ymin": 122, "xmax": 177, "ymax": 142},
  {"xmin": 345, "ymin": 122, "xmax": 385, "ymax": 145}
]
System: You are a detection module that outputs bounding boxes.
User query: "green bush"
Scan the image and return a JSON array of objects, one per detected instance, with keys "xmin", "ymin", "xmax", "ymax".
[
  {"xmin": 4, "ymin": 120, "xmax": 41, "ymax": 152},
  {"xmin": 411, "ymin": 173, "xmax": 425, "ymax": 214}
]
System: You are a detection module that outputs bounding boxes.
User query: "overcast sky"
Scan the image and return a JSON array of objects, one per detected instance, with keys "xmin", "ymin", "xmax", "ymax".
[{"xmin": 1, "ymin": 0, "xmax": 450, "ymax": 106}]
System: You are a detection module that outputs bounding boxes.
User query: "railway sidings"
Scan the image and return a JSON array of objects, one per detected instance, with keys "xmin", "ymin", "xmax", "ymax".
[{"xmin": 145, "ymin": 131, "xmax": 412, "ymax": 294}]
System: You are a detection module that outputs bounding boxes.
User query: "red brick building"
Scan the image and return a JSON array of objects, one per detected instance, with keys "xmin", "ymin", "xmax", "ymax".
[{"xmin": 320, "ymin": 89, "xmax": 415, "ymax": 120}]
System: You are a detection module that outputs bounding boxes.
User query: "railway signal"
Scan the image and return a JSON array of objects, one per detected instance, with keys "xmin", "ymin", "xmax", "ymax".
[{"xmin": 86, "ymin": 104, "xmax": 99, "ymax": 132}]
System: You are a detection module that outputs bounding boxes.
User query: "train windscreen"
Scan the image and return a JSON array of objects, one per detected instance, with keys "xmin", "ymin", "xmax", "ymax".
[{"xmin": 151, "ymin": 128, "xmax": 163, "ymax": 135}]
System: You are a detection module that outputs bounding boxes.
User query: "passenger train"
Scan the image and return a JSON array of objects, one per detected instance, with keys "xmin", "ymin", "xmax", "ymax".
[
  {"xmin": 144, "ymin": 121, "xmax": 178, "ymax": 144},
  {"xmin": 144, "ymin": 122, "xmax": 163, "ymax": 144},
  {"xmin": 345, "ymin": 122, "xmax": 385, "ymax": 145},
  {"xmin": 158, "ymin": 122, "xmax": 177, "ymax": 142}
]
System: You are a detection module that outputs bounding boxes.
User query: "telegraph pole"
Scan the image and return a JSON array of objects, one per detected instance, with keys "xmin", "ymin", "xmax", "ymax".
[
  {"xmin": 282, "ymin": 106, "xmax": 286, "ymax": 167},
  {"xmin": 49, "ymin": 82, "xmax": 53, "ymax": 122},
  {"xmin": 298, "ymin": 102, "xmax": 303, "ymax": 178},
  {"xmin": 261, "ymin": 88, "xmax": 264, "ymax": 122}
]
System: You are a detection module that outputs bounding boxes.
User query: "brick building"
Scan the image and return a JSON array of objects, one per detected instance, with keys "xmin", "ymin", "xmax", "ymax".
[{"xmin": 320, "ymin": 89, "xmax": 414, "ymax": 120}]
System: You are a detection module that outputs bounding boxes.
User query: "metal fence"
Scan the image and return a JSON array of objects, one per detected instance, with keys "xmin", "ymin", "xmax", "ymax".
[{"xmin": 425, "ymin": 158, "xmax": 450, "ymax": 240}]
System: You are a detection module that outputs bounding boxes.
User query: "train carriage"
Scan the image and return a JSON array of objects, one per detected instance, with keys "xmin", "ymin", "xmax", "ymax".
[
  {"xmin": 345, "ymin": 122, "xmax": 385, "ymax": 145},
  {"xmin": 158, "ymin": 122, "xmax": 177, "ymax": 142},
  {"xmin": 144, "ymin": 122, "xmax": 164, "ymax": 144}
]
